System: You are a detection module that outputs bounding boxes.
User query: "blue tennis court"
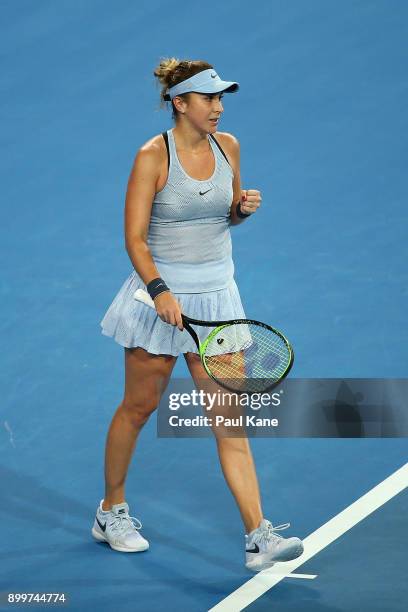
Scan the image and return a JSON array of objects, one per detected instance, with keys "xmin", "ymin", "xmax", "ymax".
[{"xmin": 1, "ymin": 1, "xmax": 407, "ymax": 610}]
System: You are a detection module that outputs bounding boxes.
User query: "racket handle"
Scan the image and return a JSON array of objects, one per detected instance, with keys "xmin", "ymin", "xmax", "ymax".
[{"xmin": 133, "ymin": 288, "xmax": 156, "ymax": 309}]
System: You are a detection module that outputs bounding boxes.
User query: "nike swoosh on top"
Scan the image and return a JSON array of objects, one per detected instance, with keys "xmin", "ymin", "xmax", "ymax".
[
  {"xmin": 199, "ymin": 189, "xmax": 213, "ymax": 195},
  {"xmin": 96, "ymin": 517, "xmax": 107, "ymax": 532},
  {"xmin": 246, "ymin": 543, "xmax": 260, "ymax": 553}
]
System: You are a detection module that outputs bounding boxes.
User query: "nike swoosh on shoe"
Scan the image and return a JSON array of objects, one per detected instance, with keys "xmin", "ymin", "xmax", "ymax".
[
  {"xmin": 96, "ymin": 517, "xmax": 107, "ymax": 532},
  {"xmin": 246, "ymin": 543, "xmax": 260, "ymax": 553}
]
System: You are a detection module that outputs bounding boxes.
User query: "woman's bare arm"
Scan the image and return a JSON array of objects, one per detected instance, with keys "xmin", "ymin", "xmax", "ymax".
[
  {"xmin": 124, "ymin": 145, "xmax": 164, "ymax": 285},
  {"xmin": 124, "ymin": 144, "xmax": 183, "ymax": 329},
  {"xmin": 217, "ymin": 133, "xmax": 247, "ymax": 226}
]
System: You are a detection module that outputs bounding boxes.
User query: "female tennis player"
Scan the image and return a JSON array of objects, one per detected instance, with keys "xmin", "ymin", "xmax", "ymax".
[{"xmin": 92, "ymin": 58, "xmax": 304, "ymax": 571}]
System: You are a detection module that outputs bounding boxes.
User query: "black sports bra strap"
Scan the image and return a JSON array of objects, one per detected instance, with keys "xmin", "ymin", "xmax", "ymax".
[
  {"xmin": 209, "ymin": 133, "xmax": 231, "ymax": 167},
  {"xmin": 161, "ymin": 130, "xmax": 231, "ymax": 170},
  {"xmin": 162, "ymin": 131, "xmax": 170, "ymax": 171}
]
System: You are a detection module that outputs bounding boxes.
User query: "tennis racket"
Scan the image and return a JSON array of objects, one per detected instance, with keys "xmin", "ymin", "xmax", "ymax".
[{"xmin": 133, "ymin": 289, "xmax": 294, "ymax": 394}]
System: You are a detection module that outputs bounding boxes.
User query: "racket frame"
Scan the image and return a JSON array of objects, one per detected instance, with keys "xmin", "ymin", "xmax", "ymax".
[
  {"xmin": 133, "ymin": 289, "xmax": 294, "ymax": 393},
  {"xmin": 184, "ymin": 316, "xmax": 294, "ymax": 393}
]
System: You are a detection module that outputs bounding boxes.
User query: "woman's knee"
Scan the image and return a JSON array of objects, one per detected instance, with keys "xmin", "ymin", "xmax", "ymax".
[{"xmin": 120, "ymin": 395, "xmax": 159, "ymax": 427}]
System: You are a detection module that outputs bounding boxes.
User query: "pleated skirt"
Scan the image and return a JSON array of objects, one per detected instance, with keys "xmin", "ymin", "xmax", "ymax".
[{"xmin": 100, "ymin": 270, "xmax": 247, "ymax": 356}]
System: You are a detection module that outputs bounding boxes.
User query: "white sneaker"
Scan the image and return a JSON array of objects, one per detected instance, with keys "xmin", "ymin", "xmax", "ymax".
[
  {"xmin": 245, "ymin": 519, "xmax": 303, "ymax": 572},
  {"xmin": 92, "ymin": 499, "xmax": 149, "ymax": 553}
]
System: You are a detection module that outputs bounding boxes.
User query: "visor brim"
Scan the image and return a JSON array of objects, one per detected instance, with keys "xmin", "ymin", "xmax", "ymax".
[{"xmin": 164, "ymin": 79, "xmax": 239, "ymax": 102}]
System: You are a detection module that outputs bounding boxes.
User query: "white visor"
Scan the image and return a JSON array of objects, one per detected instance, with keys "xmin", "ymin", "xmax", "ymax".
[{"xmin": 164, "ymin": 68, "xmax": 239, "ymax": 101}]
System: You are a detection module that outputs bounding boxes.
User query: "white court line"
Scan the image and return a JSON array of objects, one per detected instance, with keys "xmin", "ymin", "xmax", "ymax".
[
  {"xmin": 209, "ymin": 462, "xmax": 408, "ymax": 611},
  {"xmin": 277, "ymin": 573, "xmax": 317, "ymax": 580}
]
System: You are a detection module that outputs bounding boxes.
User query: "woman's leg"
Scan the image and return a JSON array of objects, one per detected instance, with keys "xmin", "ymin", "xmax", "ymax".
[
  {"xmin": 183, "ymin": 352, "xmax": 263, "ymax": 534},
  {"xmin": 102, "ymin": 347, "xmax": 177, "ymax": 510}
]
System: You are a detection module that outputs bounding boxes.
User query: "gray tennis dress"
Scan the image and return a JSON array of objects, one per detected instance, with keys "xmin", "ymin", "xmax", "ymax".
[{"xmin": 100, "ymin": 127, "xmax": 247, "ymax": 356}]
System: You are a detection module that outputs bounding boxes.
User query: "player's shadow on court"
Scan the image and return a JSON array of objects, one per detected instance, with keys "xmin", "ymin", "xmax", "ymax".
[
  {"xmin": 312, "ymin": 381, "xmax": 364, "ymax": 437},
  {"xmin": 310, "ymin": 380, "xmax": 394, "ymax": 437},
  {"xmin": 256, "ymin": 379, "xmax": 400, "ymax": 438}
]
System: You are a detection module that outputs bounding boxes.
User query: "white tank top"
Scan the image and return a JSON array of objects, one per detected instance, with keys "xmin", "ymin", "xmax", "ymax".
[{"xmin": 146, "ymin": 128, "xmax": 235, "ymax": 292}]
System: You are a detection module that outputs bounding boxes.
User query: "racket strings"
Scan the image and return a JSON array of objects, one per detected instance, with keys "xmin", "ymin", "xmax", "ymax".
[{"xmin": 204, "ymin": 323, "xmax": 291, "ymax": 393}]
